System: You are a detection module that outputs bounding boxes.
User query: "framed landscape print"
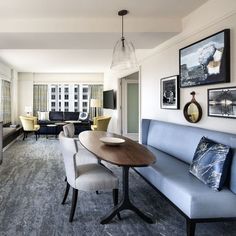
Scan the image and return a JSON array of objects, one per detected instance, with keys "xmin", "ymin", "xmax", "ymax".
[
  {"xmin": 208, "ymin": 87, "xmax": 236, "ymax": 119},
  {"xmin": 179, "ymin": 29, "xmax": 230, "ymax": 88},
  {"xmin": 160, "ymin": 75, "xmax": 179, "ymax": 109}
]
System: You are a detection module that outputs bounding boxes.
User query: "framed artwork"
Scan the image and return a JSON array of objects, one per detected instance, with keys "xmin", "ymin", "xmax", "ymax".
[
  {"xmin": 179, "ymin": 29, "xmax": 230, "ymax": 88},
  {"xmin": 160, "ymin": 75, "xmax": 179, "ymax": 109},
  {"xmin": 208, "ymin": 86, "xmax": 236, "ymax": 119}
]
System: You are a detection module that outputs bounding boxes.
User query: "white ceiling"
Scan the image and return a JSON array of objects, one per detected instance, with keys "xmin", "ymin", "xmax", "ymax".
[{"xmin": 0, "ymin": 0, "xmax": 208, "ymax": 73}]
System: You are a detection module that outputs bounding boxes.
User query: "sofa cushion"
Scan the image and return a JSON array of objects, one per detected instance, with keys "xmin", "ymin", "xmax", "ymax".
[
  {"xmin": 37, "ymin": 111, "xmax": 49, "ymax": 121},
  {"xmin": 142, "ymin": 119, "xmax": 236, "ymax": 194},
  {"xmin": 64, "ymin": 112, "xmax": 79, "ymax": 121},
  {"xmin": 190, "ymin": 136, "xmax": 232, "ymax": 191},
  {"xmin": 135, "ymin": 145, "xmax": 236, "ymax": 219},
  {"xmin": 49, "ymin": 111, "xmax": 63, "ymax": 121}
]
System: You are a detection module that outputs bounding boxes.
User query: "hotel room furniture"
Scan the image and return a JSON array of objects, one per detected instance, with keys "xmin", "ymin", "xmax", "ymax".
[
  {"xmin": 79, "ymin": 130, "xmax": 155, "ymax": 224},
  {"xmin": 37, "ymin": 111, "xmax": 91, "ymax": 135},
  {"xmin": 59, "ymin": 131, "xmax": 119, "ymax": 222},
  {"xmin": 135, "ymin": 119, "xmax": 236, "ymax": 236},
  {"xmin": 2, "ymin": 125, "xmax": 22, "ymax": 149},
  {"xmin": 0, "ymin": 122, "xmax": 2, "ymax": 164},
  {"xmin": 19, "ymin": 116, "xmax": 40, "ymax": 140},
  {"xmin": 91, "ymin": 116, "xmax": 111, "ymax": 131}
]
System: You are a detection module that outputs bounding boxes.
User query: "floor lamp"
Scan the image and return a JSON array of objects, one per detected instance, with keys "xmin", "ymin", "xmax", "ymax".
[{"xmin": 90, "ymin": 99, "xmax": 101, "ymax": 117}]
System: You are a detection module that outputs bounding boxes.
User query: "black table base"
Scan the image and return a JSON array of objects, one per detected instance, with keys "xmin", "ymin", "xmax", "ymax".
[{"xmin": 100, "ymin": 166, "xmax": 154, "ymax": 224}]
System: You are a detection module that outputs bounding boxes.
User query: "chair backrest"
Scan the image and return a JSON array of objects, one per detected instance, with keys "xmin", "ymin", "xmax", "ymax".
[
  {"xmin": 19, "ymin": 116, "xmax": 37, "ymax": 131},
  {"xmin": 94, "ymin": 116, "xmax": 111, "ymax": 131},
  {"xmin": 63, "ymin": 123, "xmax": 75, "ymax": 138},
  {"xmin": 59, "ymin": 131, "xmax": 77, "ymax": 188}
]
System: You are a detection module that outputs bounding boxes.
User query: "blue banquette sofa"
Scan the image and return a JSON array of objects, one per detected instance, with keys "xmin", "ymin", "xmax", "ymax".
[{"xmin": 134, "ymin": 119, "xmax": 236, "ymax": 236}]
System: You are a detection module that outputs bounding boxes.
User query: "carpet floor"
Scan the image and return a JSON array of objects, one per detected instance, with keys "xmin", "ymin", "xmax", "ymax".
[{"xmin": 0, "ymin": 135, "xmax": 236, "ymax": 236}]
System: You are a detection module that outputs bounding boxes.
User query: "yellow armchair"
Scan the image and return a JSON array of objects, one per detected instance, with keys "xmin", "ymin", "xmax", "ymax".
[
  {"xmin": 91, "ymin": 116, "xmax": 111, "ymax": 131},
  {"xmin": 19, "ymin": 116, "xmax": 40, "ymax": 140}
]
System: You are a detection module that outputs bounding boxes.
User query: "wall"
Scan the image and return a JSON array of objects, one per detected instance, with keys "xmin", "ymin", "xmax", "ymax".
[
  {"xmin": 18, "ymin": 73, "xmax": 34, "ymax": 117},
  {"xmin": 140, "ymin": 0, "xmax": 236, "ymax": 134},
  {"xmin": 18, "ymin": 72, "xmax": 104, "ymax": 118}
]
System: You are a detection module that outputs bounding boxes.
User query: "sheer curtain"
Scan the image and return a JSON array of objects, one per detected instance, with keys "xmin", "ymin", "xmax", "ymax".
[
  {"xmin": 33, "ymin": 85, "xmax": 48, "ymax": 115},
  {"xmin": 88, "ymin": 84, "xmax": 103, "ymax": 119},
  {"xmin": 1, "ymin": 80, "xmax": 11, "ymax": 125}
]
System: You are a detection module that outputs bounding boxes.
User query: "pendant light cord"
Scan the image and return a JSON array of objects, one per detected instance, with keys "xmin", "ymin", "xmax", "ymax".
[{"xmin": 121, "ymin": 15, "xmax": 125, "ymax": 47}]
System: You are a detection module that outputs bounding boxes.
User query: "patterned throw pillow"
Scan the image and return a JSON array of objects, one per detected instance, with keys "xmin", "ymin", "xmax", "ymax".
[{"xmin": 190, "ymin": 136, "xmax": 232, "ymax": 191}]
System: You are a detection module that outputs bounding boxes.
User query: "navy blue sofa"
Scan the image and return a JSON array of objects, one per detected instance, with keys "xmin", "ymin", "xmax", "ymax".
[
  {"xmin": 134, "ymin": 119, "xmax": 236, "ymax": 236},
  {"xmin": 38, "ymin": 111, "xmax": 91, "ymax": 135}
]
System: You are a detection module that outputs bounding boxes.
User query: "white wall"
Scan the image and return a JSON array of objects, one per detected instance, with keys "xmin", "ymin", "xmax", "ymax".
[
  {"xmin": 140, "ymin": 0, "xmax": 236, "ymax": 134},
  {"xmin": 18, "ymin": 73, "xmax": 34, "ymax": 117}
]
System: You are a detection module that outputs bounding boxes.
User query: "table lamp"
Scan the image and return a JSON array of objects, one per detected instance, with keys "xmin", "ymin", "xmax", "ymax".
[
  {"xmin": 25, "ymin": 106, "xmax": 32, "ymax": 116},
  {"xmin": 90, "ymin": 99, "xmax": 101, "ymax": 117}
]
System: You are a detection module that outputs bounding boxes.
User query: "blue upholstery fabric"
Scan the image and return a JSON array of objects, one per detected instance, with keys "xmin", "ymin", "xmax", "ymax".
[
  {"xmin": 64, "ymin": 112, "xmax": 79, "ymax": 121},
  {"xmin": 135, "ymin": 146, "xmax": 236, "ymax": 218},
  {"xmin": 142, "ymin": 119, "xmax": 236, "ymax": 194},
  {"xmin": 190, "ymin": 137, "xmax": 232, "ymax": 191}
]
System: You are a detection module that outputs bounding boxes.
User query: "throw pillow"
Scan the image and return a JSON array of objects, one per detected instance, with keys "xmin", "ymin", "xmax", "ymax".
[
  {"xmin": 79, "ymin": 112, "xmax": 88, "ymax": 121},
  {"xmin": 189, "ymin": 136, "xmax": 232, "ymax": 191},
  {"xmin": 37, "ymin": 111, "xmax": 49, "ymax": 121}
]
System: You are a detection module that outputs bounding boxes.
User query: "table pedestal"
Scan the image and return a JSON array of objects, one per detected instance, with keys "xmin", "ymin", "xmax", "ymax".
[{"xmin": 100, "ymin": 166, "xmax": 154, "ymax": 224}]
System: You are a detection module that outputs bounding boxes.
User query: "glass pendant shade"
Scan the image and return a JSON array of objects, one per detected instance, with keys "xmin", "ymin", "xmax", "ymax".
[
  {"xmin": 111, "ymin": 37, "xmax": 138, "ymax": 71},
  {"xmin": 110, "ymin": 10, "xmax": 138, "ymax": 71}
]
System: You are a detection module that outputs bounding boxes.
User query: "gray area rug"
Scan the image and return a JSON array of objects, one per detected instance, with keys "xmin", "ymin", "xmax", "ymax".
[{"xmin": 0, "ymin": 135, "xmax": 236, "ymax": 236}]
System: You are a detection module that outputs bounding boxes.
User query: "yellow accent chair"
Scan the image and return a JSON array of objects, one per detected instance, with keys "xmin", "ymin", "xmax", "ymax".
[
  {"xmin": 91, "ymin": 116, "xmax": 111, "ymax": 131},
  {"xmin": 19, "ymin": 116, "xmax": 40, "ymax": 140}
]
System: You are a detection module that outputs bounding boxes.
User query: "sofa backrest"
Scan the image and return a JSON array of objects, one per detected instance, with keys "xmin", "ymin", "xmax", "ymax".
[
  {"xmin": 64, "ymin": 112, "xmax": 79, "ymax": 121},
  {"xmin": 49, "ymin": 111, "xmax": 63, "ymax": 121},
  {"xmin": 142, "ymin": 119, "xmax": 236, "ymax": 194}
]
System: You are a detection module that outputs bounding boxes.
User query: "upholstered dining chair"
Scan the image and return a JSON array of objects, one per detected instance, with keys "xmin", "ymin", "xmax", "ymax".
[
  {"xmin": 59, "ymin": 131, "xmax": 119, "ymax": 222},
  {"xmin": 63, "ymin": 123, "xmax": 98, "ymax": 165},
  {"xmin": 91, "ymin": 116, "xmax": 111, "ymax": 131},
  {"xmin": 19, "ymin": 116, "xmax": 40, "ymax": 140}
]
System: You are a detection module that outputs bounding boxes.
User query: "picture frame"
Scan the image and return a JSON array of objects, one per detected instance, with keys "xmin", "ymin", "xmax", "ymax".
[
  {"xmin": 179, "ymin": 29, "xmax": 230, "ymax": 88},
  {"xmin": 208, "ymin": 86, "xmax": 236, "ymax": 119},
  {"xmin": 160, "ymin": 75, "xmax": 180, "ymax": 109}
]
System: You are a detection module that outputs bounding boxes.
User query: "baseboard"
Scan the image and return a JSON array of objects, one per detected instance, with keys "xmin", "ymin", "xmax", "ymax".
[{"xmin": 3, "ymin": 134, "xmax": 23, "ymax": 152}]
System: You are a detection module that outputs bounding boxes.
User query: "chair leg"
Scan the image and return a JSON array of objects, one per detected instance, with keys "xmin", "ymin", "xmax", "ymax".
[
  {"xmin": 69, "ymin": 188, "xmax": 78, "ymax": 222},
  {"xmin": 186, "ymin": 219, "xmax": 196, "ymax": 236},
  {"xmin": 23, "ymin": 132, "xmax": 26, "ymax": 140},
  {"xmin": 113, "ymin": 188, "xmax": 121, "ymax": 220},
  {"xmin": 96, "ymin": 191, "xmax": 99, "ymax": 194},
  {"xmin": 35, "ymin": 132, "xmax": 38, "ymax": 141},
  {"xmin": 61, "ymin": 182, "xmax": 70, "ymax": 205}
]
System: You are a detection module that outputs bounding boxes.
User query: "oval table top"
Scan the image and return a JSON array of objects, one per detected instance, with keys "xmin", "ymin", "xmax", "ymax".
[{"xmin": 79, "ymin": 131, "xmax": 155, "ymax": 167}]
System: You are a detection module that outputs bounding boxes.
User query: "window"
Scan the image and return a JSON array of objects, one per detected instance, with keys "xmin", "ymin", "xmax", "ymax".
[
  {"xmin": 1, "ymin": 80, "xmax": 11, "ymax": 124},
  {"xmin": 82, "ymin": 102, "xmax": 87, "ymax": 107},
  {"xmin": 74, "ymin": 108, "xmax": 78, "ymax": 112},
  {"xmin": 65, "ymin": 102, "xmax": 69, "ymax": 107},
  {"xmin": 83, "ymin": 87, "xmax": 88, "ymax": 93},
  {"xmin": 59, "ymin": 95, "xmax": 61, "ymax": 100},
  {"xmin": 83, "ymin": 108, "xmax": 87, "ymax": 112},
  {"xmin": 74, "ymin": 102, "xmax": 78, "ymax": 107},
  {"xmin": 64, "ymin": 87, "xmax": 69, "ymax": 93},
  {"xmin": 83, "ymin": 95, "xmax": 88, "ymax": 99},
  {"xmin": 74, "ymin": 87, "xmax": 78, "ymax": 93},
  {"xmin": 74, "ymin": 95, "xmax": 78, "ymax": 100},
  {"xmin": 65, "ymin": 108, "xmax": 69, "ymax": 112},
  {"xmin": 51, "ymin": 102, "xmax": 55, "ymax": 107},
  {"xmin": 59, "ymin": 102, "xmax": 61, "ymax": 107},
  {"xmin": 51, "ymin": 95, "xmax": 55, "ymax": 100},
  {"xmin": 59, "ymin": 87, "xmax": 61, "ymax": 92},
  {"xmin": 51, "ymin": 108, "xmax": 55, "ymax": 111},
  {"xmin": 65, "ymin": 94, "xmax": 69, "ymax": 100},
  {"xmin": 51, "ymin": 87, "xmax": 56, "ymax": 93}
]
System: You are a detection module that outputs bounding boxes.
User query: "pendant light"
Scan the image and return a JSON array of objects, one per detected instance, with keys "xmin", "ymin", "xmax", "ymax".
[{"xmin": 110, "ymin": 10, "xmax": 138, "ymax": 71}]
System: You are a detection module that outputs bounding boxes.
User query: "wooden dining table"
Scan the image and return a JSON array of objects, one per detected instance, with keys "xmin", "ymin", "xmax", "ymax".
[{"xmin": 79, "ymin": 130, "xmax": 156, "ymax": 224}]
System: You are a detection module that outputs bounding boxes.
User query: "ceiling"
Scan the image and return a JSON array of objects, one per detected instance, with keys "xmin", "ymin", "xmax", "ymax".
[{"xmin": 0, "ymin": 0, "xmax": 208, "ymax": 73}]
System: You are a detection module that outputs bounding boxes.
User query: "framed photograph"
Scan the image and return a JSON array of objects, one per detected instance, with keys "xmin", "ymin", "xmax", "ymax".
[
  {"xmin": 160, "ymin": 75, "xmax": 180, "ymax": 109},
  {"xmin": 208, "ymin": 87, "xmax": 236, "ymax": 119},
  {"xmin": 179, "ymin": 29, "xmax": 230, "ymax": 88}
]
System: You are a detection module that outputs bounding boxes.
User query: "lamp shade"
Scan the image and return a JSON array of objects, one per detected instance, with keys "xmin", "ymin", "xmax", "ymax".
[
  {"xmin": 111, "ymin": 38, "xmax": 138, "ymax": 71},
  {"xmin": 90, "ymin": 99, "xmax": 101, "ymax": 108}
]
